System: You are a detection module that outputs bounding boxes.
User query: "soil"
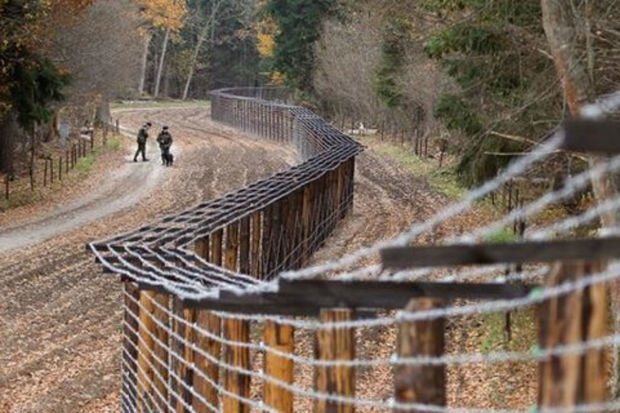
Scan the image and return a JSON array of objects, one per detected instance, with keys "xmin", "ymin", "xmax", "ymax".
[{"xmin": 0, "ymin": 106, "xmax": 523, "ymax": 413}]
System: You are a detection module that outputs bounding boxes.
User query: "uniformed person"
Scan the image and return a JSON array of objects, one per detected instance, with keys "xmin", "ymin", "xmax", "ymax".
[
  {"xmin": 156, "ymin": 126, "xmax": 174, "ymax": 166},
  {"xmin": 133, "ymin": 122, "xmax": 152, "ymax": 162}
]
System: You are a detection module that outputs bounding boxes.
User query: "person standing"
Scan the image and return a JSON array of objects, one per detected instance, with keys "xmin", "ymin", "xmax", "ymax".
[
  {"xmin": 133, "ymin": 122, "xmax": 152, "ymax": 162},
  {"xmin": 156, "ymin": 125, "xmax": 174, "ymax": 166}
]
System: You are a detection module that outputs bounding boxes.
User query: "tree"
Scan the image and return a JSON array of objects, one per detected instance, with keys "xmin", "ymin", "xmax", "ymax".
[
  {"xmin": 0, "ymin": 0, "xmax": 89, "ymax": 174},
  {"xmin": 421, "ymin": 0, "xmax": 562, "ymax": 186},
  {"xmin": 180, "ymin": 0, "xmax": 225, "ymax": 100},
  {"xmin": 265, "ymin": 0, "xmax": 337, "ymax": 92},
  {"xmin": 136, "ymin": 0, "xmax": 187, "ymax": 96},
  {"xmin": 541, "ymin": 0, "xmax": 620, "ymax": 395}
]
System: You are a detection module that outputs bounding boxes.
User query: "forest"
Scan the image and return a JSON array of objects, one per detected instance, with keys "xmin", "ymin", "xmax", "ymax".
[{"xmin": 1, "ymin": 0, "xmax": 619, "ymax": 187}]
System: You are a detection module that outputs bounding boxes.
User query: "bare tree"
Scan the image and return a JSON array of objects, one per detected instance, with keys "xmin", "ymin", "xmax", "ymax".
[
  {"xmin": 50, "ymin": 0, "xmax": 144, "ymax": 121},
  {"xmin": 181, "ymin": 1, "xmax": 223, "ymax": 100},
  {"xmin": 138, "ymin": 32, "xmax": 153, "ymax": 95},
  {"xmin": 154, "ymin": 28, "xmax": 171, "ymax": 98}
]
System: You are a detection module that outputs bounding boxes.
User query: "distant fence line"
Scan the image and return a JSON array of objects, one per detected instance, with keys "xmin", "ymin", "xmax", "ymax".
[{"xmin": 1, "ymin": 126, "xmax": 112, "ymax": 203}]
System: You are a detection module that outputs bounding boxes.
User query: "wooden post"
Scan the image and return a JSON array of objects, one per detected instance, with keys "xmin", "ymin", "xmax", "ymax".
[
  {"xmin": 263, "ymin": 321, "xmax": 294, "ymax": 413},
  {"xmin": 4, "ymin": 175, "xmax": 8, "ymax": 200},
  {"xmin": 194, "ymin": 310, "xmax": 222, "ymax": 413},
  {"xmin": 193, "ymin": 236, "xmax": 222, "ymax": 413},
  {"xmin": 211, "ymin": 229, "xmax": 223, "ymax": 266},
  {"xmin": 152, "ymin": 292, "xmax": 171, "ymax": 412},
  {"xmin": 58, "ymin": 157, "xmax": 62, "ymax": 181},
  {"xmin": 223, "ymin": 222, "xmax": 251, "ymax": 413},
  {"xmin": 239, "ymin": 216, "xmax": 250, "ymax": 274},
  {"xmin": 394, "ymin": 299, "xmax": 446, "ymax": 413},
  {"xmin": 50, "ymin": 158, "xmax": 54, "ymax": 184},
  {"xmin": 314, "ymin": 309, "xmax": 355, "ymax": 413},
  {"xmin": 538, "ymin": 261, "xmax": 608, "ymax": 410},
  {"xmin": 250, "ymin": 211, "xmax": 262, "ymax": 279},
  {"xmin": 137, "ymin": 291, "xmax": 157, "ymax": 412},
  {"xmin": 122, "ymin": 282, "xmax": 140, "ymax": 413},
  {"xmin": 301, "ymin": 184, "xmax": 313, "ymax": 265},
  {"xmin": 170, "ymin": 298, "xmax": 194, "ymax": 413},
  {"xmin": 43, "ymin": 159, "xmax": 48, "ymax": 187}
]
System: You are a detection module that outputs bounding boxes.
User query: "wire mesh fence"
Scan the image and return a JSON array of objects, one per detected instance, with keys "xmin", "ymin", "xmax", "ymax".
[{"xmin": 90, "ymin": 89, "xmax": 620, "ymax": 413}]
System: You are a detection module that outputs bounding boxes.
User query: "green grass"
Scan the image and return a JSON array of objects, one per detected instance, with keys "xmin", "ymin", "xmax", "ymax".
[
  {"xmin": 480, "ymin": 309, "xmax": 537, "ymax": 354},
  {"xmin": 105, "ymin": 137, "xmax": 121, "ymax": 151},
  {"xmin": 360, "ymin": 136, "xmax": 467, "ymax": 200},
  {"xmin": 76, "ymin": 137, "xmax": 122, "ymax": 174},
  {"xmin": 0, "ymin": 134, "xmax": 125, "ymax": 212},
  {"xmin": 484, "ymin": 227, "xmax": 519, "ymax": 244},
  {"xmin": 110, "ymin": 99, "xmax": 210, "ymax": 110},
  {"xmin": 76, "ymin": 153, "xmax": 97, "ymax": 174}
]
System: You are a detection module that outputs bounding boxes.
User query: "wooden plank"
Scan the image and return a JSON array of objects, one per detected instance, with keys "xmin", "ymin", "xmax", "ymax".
[
  {"xmin": 183, "ymin": 280, "xmax": 535, "ymax": 315},
  {"xmin": 152, "ymin": 292, "xmax": 171, "ymax": 413},
  {"xmin": 314, "ymin": 309, "xmax": 355, "ymax": 413},
  {"xmin": 211, "ymin": 229, "xmax": 223, "ymax": 266},
  {"xmin": 562, "ymin": 120, "xmax": 620, "ymax": 153},
  {"xmin": 538, "ymin": 261, "xmax": 608, "ymax": 409},
  {"xmin": 263, "ymin": 321, "xmax": 295, "ymax": 413},
  {"xmin": 394, "ymin": 299, "xmax": 446, "ymax": 413},
  {"xmin": 381, "ymin": 237, "xmax": 620, "ymax": 269},
  {"xmin": 222, "ymin": 317, "xmax": 251, "ymax": 413},
  {"xmin": 278, "ymin": 280, "xmax": 535, "ymax": 303},
  {"xmin": 239, "ymin": 217, "xmax": 250, "ymax": 274},
  {"xmin": 193, "ymin": 310, "xmax": 221, "ymax": 413},
  {"xmin": 170, "ymin": 298, "xmax": 193, "ymax": 413},
  {"xmin": 223, "ymin": 221, "xmax": 251, "ymax": 413},
  {"xmin": 250, "ymin": 211, "xmax": 262, "ymax": 278},
  {"xmin": 137, "ymin": 290, "xmax": 169, "ymax": 412}
]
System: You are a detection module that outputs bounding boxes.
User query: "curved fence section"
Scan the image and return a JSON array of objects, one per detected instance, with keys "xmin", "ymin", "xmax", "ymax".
[
  {"xmin": 91, "ymin": 88, "xmax": 362, "ymax": 288},
  {"xmin": 90, "ymin": 88, "xmax": 363, "ymax": 413}
]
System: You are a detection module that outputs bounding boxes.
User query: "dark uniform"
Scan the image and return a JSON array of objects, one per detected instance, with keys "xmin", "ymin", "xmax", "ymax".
[
  {"xmin": 156, "ymin": 127, "xmax": 173, "ymax": 166},
  {"xmin": 133, "ymin": 122, "xmax": 152, "ymax": 162}
]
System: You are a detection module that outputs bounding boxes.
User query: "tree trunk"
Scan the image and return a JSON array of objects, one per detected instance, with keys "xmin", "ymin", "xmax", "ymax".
[
  {"xmin": 138, "ymin": 32, "xmax": 153, "ymax": 96},
  {"xmin": 541, "ymin": 0, "xmax": 620, "ymax": 396},
  {"xmin": 182, "ymin": 1, "xmax": 223, "ymax": 100},
  {"xmin": 154, "ymin": 28, "xmax": 170, "ymax": 98},
  {"xmin": 182, "ymin": 25, "xmax": 210, "ymax": 101},
  {"xmin": 0, "ymin": 113, "xmax": 18, "ymax": 176},
  {"xmin": 95, "ymin": 97, "xmax": 111, "ymax": 127}
]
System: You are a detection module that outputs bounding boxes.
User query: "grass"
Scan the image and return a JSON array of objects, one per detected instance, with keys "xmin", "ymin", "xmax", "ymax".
[
  {"xmin": 480, "ymin": 309, "xmax": 537, "ymax": 354},
  {"xmin": 0, "ymin": 135, "xmax": 124, "ymax": 211},
  {"xmin": 76, "ymin": 138, "xmax": 121, "ymax": 174},
  {"xmin": 110, "ymin": 99, "xmax": 210, "ymax": 110},
  {"xmin": 358, "ymin": 135, "xmax": 467, "ymax": 200}
]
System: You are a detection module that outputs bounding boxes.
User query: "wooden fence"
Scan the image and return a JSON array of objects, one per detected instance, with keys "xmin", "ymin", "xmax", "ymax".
[
  {"xmin": 91, "ymin": 88, "xmax": 620, "ymax": 413},
  {"xmin": 2, "ymin": 125, "xmax": 113, "ymax": 203}
]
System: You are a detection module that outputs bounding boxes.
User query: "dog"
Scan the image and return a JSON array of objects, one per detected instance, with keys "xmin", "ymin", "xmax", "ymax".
[{"xmin": 161, "ymin": 150, "xmax": 174, "ymax": 166}]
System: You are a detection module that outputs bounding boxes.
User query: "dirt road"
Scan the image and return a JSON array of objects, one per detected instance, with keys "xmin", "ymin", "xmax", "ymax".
[
  {"xmin": 0, "ymin": 106, "xmax": 297, "ymax": 413},
  {"xmin": 0, "ymin": 106, "xmax": 456, "ymax": 412}
]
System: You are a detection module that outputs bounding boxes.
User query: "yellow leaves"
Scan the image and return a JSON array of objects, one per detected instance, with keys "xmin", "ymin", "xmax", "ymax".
[
  {"xmin": 270, "ymin": 71, "xmax": 286, "ymax": 85},
  {"xmin": 257, "ymin": 33, "xmax": 275, "ymax": 58},
  {"xmin": 137, "ymin": 0, "xmax": 187, "ymax": 31},
  {"xmin": 256, "ymin": 15, "xmax": 278, "ymax": 58}
]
